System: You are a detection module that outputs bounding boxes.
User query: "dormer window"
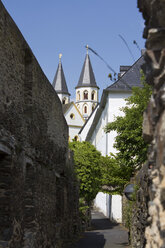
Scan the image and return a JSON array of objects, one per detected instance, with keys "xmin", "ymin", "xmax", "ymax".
[{"xmin": 83, "ymin": 90, "xmax": 88, "ymax": 100}]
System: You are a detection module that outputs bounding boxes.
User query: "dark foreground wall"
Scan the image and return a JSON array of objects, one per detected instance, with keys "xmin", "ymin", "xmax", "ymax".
[
  {"xmin": 122, "ymin": 164, "xmax": 150, "ymax": 248},
  {"xmin": 122, "ymin": 1, "xmax": 165, "ymax": 247},
  {"xmin": 0, "ymin": 1, "xmax": 79, "ymax": 247},
  {"xmin": 134, "ymin": 0, "xmax": 165, "ymax": 247}
]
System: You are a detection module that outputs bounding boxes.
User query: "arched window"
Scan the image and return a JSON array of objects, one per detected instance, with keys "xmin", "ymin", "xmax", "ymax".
[
  {"xmin": 92, "ymin": 104, "xmax": 95, "ymax": 111},
  {"xmin": 74, "ymin": 136, "xmax": 79, "ymax": 141},
  {"xmin": 77, "ymin": 91, "xmax": 80, "ymax": 101},
  {"xmin": 83, "ymin": 90, "xmax": 88, "ymax": 100},
  {"xmin": 62, "ymin": 97, "xmax": 66, "ymax": 104},
  {"xmin": 84, "ymin": 105, "xmax": 87, "ymax": 113},
  {"xmin": 91, "ymin": 91, "xmax": 95, "ymax": 100}
]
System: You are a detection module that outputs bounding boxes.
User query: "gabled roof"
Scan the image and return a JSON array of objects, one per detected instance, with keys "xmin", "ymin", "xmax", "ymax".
[
  {"xmin": 79, "ymin": 103, "xmax": 99, "ymax": 135},
  {"xmin": 62, "ymin": 102, "xmax": 73, "ymax": 114},
  {"xmin": 62, "ymin": 102, "xmax": 85, "ymax": 122},
  {"xmin": 106, "ymin": 55, "xmax": 144, "ymax": 92},
  {"xmin": 86, "ymin": 55, "xmax": 144, "ymax": 141},
  {"xmin": 52, "ymin": 61, "xmax": 70, "ymax": 95},
  {"xmin": 76, "ymin": 54, "xmax": 99, "ymax": 89}
]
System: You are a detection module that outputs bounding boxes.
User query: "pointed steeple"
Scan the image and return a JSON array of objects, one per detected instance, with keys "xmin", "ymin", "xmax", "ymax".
[
  {"xmin": 52, "ymin": 54, "xmax": 70, "ymax": 95},
  {"xmin": 76, "ymin": 46, "xmax": 99, "ymax": 89}
]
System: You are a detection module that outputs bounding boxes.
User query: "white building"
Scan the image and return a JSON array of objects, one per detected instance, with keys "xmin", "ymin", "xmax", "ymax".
[
  {"xmin": 79, "ymin": 55, "xmax": 144, "ymax": 222},
  {"xmin": 53, "ymin": 50, "xmax": 144, "ymax": 223},
  {"xmin": 62, "ymin": 102, "xmax": 85, "ymax": 141}
]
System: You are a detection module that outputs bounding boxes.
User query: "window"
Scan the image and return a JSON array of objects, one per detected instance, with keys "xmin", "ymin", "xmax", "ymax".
[
  {"xmin": 84, "ymin": 105, "xmax": 87, "ymax": 113},
  {"xmin": 62, "ymin": 97, "xmax": 66, "ymax": 104},
  {"xmin": 74, "ymin": 136, "xmax": 79, "ymax": 141},
  {"xmin": 92, "ymin": 104, "xmax": 95, "ymax": 111},
  {"xmin": 77, "ymin": 91, "xmax": 80, "ymax": 101},
  {"xmin": 70, "ymin": 113, "xmax": 75, "ymax": 119},
  {"xmin": 83, "ymin": 90, "xmax": 88, "ymax": 100},
  {"xmin": 91, "ymin": 91, "xmax": 95, "ymax": 100}
]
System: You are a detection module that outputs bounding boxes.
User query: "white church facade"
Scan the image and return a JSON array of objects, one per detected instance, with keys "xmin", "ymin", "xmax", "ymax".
[
  {"xmin": 62, "ymin": 102, "xmax": 85, "ymax": 141},
  {"xmin": 79, "ymin": 55, "xmax": 144, "ymax": 222},
  {"xmin": 52, "ymin": 49, "xmax": 144, "ymax": 223}
]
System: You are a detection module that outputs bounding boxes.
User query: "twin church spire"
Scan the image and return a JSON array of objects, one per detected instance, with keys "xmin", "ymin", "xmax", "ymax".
[
  {"xmin": 52, "ymin": 54, "xmax": 70, "ymax": 104},
  {"xmin": 52, "ymin": 48, "xmax": 99, "ymax": 119}
]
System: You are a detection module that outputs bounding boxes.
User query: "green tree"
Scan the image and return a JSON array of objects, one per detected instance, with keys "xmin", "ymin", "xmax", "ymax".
[
  {"xmin": 104, "ymin": 73, "xmax": 152, "ymax": 183},
  {"xmin": 101, "ymin": 155, "xmax": 129, "ymax": 194},
  {"xmin": 69, "ymin": 141, "xmax": 102, "ymax": 203}
]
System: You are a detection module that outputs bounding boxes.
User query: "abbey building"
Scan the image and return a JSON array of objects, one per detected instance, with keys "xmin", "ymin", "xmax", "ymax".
[
  {"xmin": 53, "ymin": 46, "xmax": 144, "ymax": 222},
  {"xmin": 52, "ymin": 48, "xmax": 99, "ymax": 140}
]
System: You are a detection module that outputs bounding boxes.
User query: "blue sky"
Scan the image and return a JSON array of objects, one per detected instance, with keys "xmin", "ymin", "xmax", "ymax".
[{"xmin": 2, "ymin": 0, "xmax": 145, "ymax": 100}]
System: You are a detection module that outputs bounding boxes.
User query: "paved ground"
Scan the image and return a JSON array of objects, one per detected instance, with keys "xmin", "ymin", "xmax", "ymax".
[{"xmin": 71, "ymin": 211, "xmax": 130, "ymax": 248}]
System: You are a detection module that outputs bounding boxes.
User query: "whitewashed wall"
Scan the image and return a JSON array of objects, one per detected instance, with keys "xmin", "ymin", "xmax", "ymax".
[
  {"xmin": 90, "ymin": 92, "xmax": 131, "ymax": 156},
  {"xmin": 90, "ymin": 91, "xmax": 131, "ymax": 223},
  {"xmin": 111, "ymin": 195, "xmax": 122, "ymax": 222},
  {"xmin": 64, "ymin": 104, "xmax": 85, "ymax": 140},
  {"xmin": 79, "ymin": 105, "xmax": 99, "ymax": 141},
  {"xmin": 75, "ymin": 86, "xmax": 99, "ymax": 118}
]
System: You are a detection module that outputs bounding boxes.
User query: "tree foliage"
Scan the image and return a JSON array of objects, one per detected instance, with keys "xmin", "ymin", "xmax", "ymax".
[
  {"xmin": 69, "ymin": 75, "xmax": 152, "ymax": 197},
  {"xmin": 101, "ymin": 155, "xmax": 130, "ymax": 194},
  {"xmin": 104, "ymin": 73, "xmax": 152, "ymax": 185},
  {"xmin": 69, "ymin": 141, "xmax": 102, "ymax": 203}
]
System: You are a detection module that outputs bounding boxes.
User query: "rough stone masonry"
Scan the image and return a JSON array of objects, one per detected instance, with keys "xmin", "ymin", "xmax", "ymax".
[
  {"xmin": 0, "ymin": 1, "xmax": 80, "ymax": 247},
  {"xmin": 138, "ymin": 0, "xmax": 165, "ymax": 247}
]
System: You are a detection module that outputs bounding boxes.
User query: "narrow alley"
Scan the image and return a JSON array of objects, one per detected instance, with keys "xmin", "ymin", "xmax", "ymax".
[{"xmin": 71, "ymin": 211, "xmax": 130, "ymax": 248}]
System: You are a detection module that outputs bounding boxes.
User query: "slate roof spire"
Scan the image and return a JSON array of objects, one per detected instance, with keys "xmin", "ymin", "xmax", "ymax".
[
  {"xmin": 52, "ymin": 54, "xmax": 70, "ymax": 95},
  {"xmin": 76, "ymin": 46, "xmax": 99, "ymax": 89}
]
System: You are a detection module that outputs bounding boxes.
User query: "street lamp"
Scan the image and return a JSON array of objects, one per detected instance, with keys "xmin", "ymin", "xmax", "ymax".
[{"xmin": 124, "ymin": 184, "xmax": 135, "ymax": 201}]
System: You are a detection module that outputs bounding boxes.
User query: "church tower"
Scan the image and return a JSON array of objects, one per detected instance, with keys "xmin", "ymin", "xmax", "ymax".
[
  {"xmin": 52, "ymin": 54, "xmax": 70, "ymax": 104},
  {"xmin": 75, "ymin": 46, "xmax": 99, "ymax": 120}
]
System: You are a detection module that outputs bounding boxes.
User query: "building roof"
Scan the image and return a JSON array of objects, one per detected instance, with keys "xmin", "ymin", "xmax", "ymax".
[
  {"xmin": 86, "ymin": 55, "xmax": 144, "ymax": 141},
  {"xmin": 52, "ymin": 61, "xmax": 70, "ymax": 95},
  {"xmin": 76, "ymin": 54, "xmax": 99, "ymax": 89},
  {"xmin": 106, "ymin": 55, "xmax": 144, "ymax": 92},
  {"xmin": 78, "ymin": 103, "xmax": 99, "ymax": 135},
  {"xmin": 85, "ymin": 90, "xmax": 108, "ymax": 141},
  {"xmin": 62, "ymin": 102, "xmax": 73, "ymax": 114},
  {"xmin": 120, "ymin": 66, "xmax": 131, "ymax": 72},
  {"xmin": 62, "ymin": 102, "xmax": 85, "ymax": 122}
]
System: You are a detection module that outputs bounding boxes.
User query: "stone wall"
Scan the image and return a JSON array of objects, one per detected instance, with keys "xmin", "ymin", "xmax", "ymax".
[
  {"xmin": 123, "ymin": 1, "xmax": 165, "ymax": 247},
  {"xmin": 0, "ymin": 1, "xmax": 80, "ymax": 247},
  {"xmin": 122, "ymin": 164, "xmax": 150, "ymax": 248},
  {"xmin": 137, "ymin": 0, "xmax": 165, "ymax": 247}
]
